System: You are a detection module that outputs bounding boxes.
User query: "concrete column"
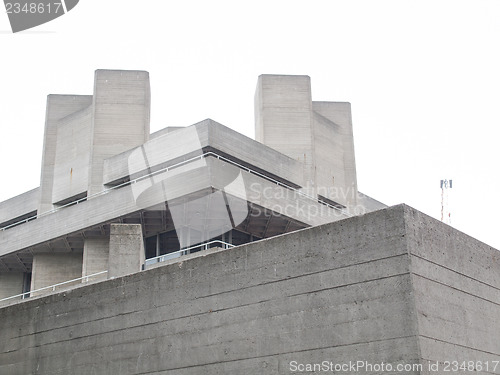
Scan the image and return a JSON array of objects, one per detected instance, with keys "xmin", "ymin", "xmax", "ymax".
[
  {"xmin": 88, "ymin": 70, "xmax": 151, "ymax": 196},
  {"xmin": 30, "ymin": 252, "xmax": 83, "ymax": 296},
  {"xmin": 254, "ymin": 75, "xmax": 315, "ymax": 193},
  {"xmin": 38, "ymin": 95, "xmax": 93, "ymax": 215},
  {"xmin": 312, "ymin": 101, "xmax": 358, "ymax": 208},
  {"xmin": 82, "ymin": 237, "xmax": 109, "ymax": 283},
  {"xmin": 0, "ymin": 272, "xmax": 24, "ymax": 301},
  {"xmin": 254, "ymin": 75, "xmax": 359, "ymax": 209},
  {"xmin": 108, "ymin": 224, "xmax": 145, "ymax": 278}
]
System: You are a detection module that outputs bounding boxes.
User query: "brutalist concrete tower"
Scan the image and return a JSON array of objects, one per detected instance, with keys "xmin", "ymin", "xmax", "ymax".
[
  {"xmin": 38, "ymin": 70, "xmax": 151, "ymax": 214},
  {"xmin": 255, "ymin": 74, "xmax": 357, "ymax": 209}
]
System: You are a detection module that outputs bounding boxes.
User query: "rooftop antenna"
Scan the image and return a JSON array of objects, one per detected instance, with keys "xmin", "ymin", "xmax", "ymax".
[{"xmin": 440, "ymin": 179, "xmax": 452, "ymax": 224}]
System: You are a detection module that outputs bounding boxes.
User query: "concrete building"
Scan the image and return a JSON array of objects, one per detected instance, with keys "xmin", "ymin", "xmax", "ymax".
[
  {"xmin": 0, "ymin": 70, "xmax": 384, "ymax": 301},
  {"xmin": 1, "ymin": 71, "xmax": 497, "ymax": 374}
]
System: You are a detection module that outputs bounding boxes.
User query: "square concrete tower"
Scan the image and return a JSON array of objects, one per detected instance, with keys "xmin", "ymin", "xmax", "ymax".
[
  {"xmin": 254, "ymin": 75, "xmax": 358, "ymax": 208},
  {"xmin": 88, "ymin": 69, "xmax": 151, "ymax": 195},
  {"xmin": 37, "ymin": 70, "xmax": 151, "ymax": 214}
]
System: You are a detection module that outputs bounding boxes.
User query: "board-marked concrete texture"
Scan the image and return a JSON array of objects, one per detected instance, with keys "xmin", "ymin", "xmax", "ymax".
[
  {"xmin": 254, "ymin": 75, "xmax": 358, "ymax": 208},
  {"xmin": 1, "ymin": 204, "xmax": 497, "ymax": 374},
  {"xmin": 38, "ymin": 95, "xmax": 93, "ymax": 214},
  {"xmin": 108, "ymin": 224, "xmax": 145, "ymax": 278},
  {"xmin": 88, "ymin": 70, "xmax": 151, "ymax": 196}
]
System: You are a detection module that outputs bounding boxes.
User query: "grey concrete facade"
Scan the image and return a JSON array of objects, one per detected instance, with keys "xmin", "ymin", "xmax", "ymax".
[
  {"xmin": 0, "ymin": 70, "xmax": 384, "ymax": 308},
  {"xmin": 0, "ymin": 205, "xmax": 497, "ymax": 374}
]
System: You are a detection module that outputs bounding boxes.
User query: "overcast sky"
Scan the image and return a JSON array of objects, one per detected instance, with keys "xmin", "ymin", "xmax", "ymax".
[{"xmin": 1, "ymin": 0, "xmax": 499, "ymax": 249}]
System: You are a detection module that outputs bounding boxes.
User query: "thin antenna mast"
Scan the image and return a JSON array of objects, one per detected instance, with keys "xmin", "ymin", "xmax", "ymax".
[{"xmin": 440, "ymin": 179, "xmax": 452, "ymax": 224}]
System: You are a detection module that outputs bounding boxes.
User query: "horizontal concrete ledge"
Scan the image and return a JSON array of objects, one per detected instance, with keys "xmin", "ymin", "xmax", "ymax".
[
  {"xmin": 102, "ymin": 119, "xmax": 304, "ymax": 189},
  {"xmin": 0, "ymin": 187, "xmax": 39, "ymax": 226}
]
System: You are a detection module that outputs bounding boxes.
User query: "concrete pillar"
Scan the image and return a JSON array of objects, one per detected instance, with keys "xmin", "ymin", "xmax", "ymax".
[
  {"xmin": 312, "ymin": 101, "xmax": 358, "ymax": 208},
  {"xmin": 254, "ymin": 75, "xmax": 358, "ymax": 209},
  {"xmin": 0, "ymin": 272, "xmax": 24, "ymax": 301},
  {"xmin": 88, "ymin": 70, "xmax": 151, "ymax": 196},
  {"xmin": 254, "ymin": 75, "xmax": 315, "ymax": 193},
  {"xmin": 108, "ymin": 224, "xmax": 145, "ymax": 278},
  {"xmin": 30, "ymin": 252, "xmax": 83, "ymax": 296},
  {"xmin": 82, "ymin": 237, "xmax": 109, "ymax": 283},
  {"xmin": 38, "ymin": 95, "xmax": 93, "ymax": 215}
]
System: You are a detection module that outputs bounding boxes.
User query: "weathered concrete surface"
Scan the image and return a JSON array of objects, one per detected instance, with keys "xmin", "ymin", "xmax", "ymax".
[
  {"xmin": 357, "ymin": 191, "xmax": 387, "ymax": 213},
  {"xmin": 38, "ymin": 95, "xmax": 93, "ymax": 215},
  {"xmin": 255, "ymin": 75, "xmax": 315, "ymax": 191},
  {"xmin": 0, "ymin": 272, "xmax": 24, "ymax": 300},
  {"xmin": 30, "ymin": 252, "xmax": 83, "ymax": 296},
  {"xmin": 82, "ymin": 237, "xmax": 109, "ymax": 282},
  {"xmin": 150, "ymin": 126, "xmax": 185, "ymax": 139},
  {"xmin": 0, "ymin": 188, "xmax": 38, "ymax": 227},
  {"xmin": 108, "ymin": 224, "xmax": 144, "ymax": 278},
  {"xmin": 2, "ymin": 205, "xmax": 496, "ymax": 374},
  {"xmin": 404, "ymin": 208, "xmax": 500, "ymax": 373},
  {"xmin": 312, "ymin": 101, "xmax": 358, "ymax": 208},
  {"xmin": 51, "ymin": 105, "xmax": 92, "ymax": 205},
  {"xmin": 88, "ymin": 70, "xmax": 150, "ymax": 196},
  {"xmin": 254, "ymin": 75, "xmax": 359, "ymax": 208},
  {"xmin": 103, "ymin": 119, "xmax": 304, "ymax": 189}
]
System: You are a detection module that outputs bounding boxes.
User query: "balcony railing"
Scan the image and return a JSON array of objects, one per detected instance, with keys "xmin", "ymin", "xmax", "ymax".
[
  {"xmin": 144, "ymin": 240, "xmax": 235, "ymax": 268},
  {"xmin": 0, "ymin": 270, "xmax": 108, "ymax": 304},
  {"xmin": 0, "ymin": 241, "xmax": 238, "ymax": 304},
  {"xmin": 0, "ymin": 151, "xmax": 350, "ymax": 231}
]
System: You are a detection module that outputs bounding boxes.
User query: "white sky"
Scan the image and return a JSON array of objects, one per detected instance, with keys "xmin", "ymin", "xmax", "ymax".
[{"xmin": 1, "ymin": 0, "xmax": 499, "ymax": 249}]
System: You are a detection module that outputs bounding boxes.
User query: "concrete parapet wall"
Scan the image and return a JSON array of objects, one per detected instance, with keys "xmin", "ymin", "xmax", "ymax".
[
  {"xmin": 404, "ymin": 208, "xmax": 500, "ymax": 371},
  {"xmin": 0, "ymin": 212, "xmax": 498, "ymax": 372},
  {"xmin": 4, "ymin": 205, "xmax": 489, "ymax": 374}
]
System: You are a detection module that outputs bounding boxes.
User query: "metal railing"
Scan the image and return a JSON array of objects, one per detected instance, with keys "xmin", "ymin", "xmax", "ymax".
[
  {"xmin": 144, "ymin": 240, "xmax": 235, "ymax": 267},
  {"xmin": 0, "ymin": 239, "xmax": 235, "ymax": 304},
  {"xmin": 0, "ymin": 270, "xmax": 108, "ymax": 304},
  {"xmin": 0, "ymin": 240, "xmax": 234, "ymax": 304},
  {"xmin": 0, "ymin": 151, "xmax": 351, "ymax": 232}
]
